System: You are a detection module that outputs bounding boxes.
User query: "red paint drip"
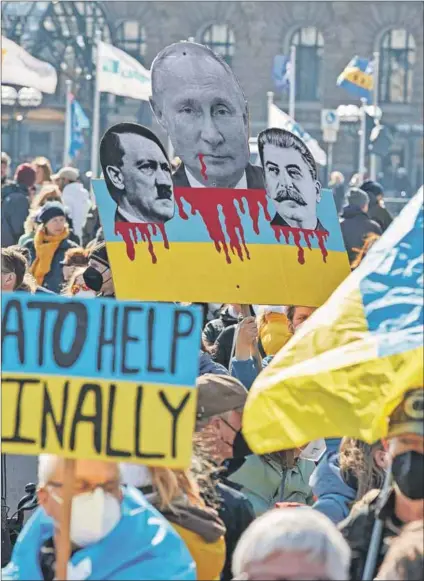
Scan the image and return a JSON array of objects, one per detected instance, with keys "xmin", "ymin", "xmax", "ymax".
[
  {"xmin": 198, "ymin": 154, "xmax": 208, "ymax": 181},
  {"xmin": 271, "ymin": 226, "xmax": 329, "ymax": 265},
  {"xmin": 114, "ymin": 222, "xmax": 170, "ymax": 263},
  {"xmin": 175, "ymin": 187, "xmax": 270, "ymax": 264}
]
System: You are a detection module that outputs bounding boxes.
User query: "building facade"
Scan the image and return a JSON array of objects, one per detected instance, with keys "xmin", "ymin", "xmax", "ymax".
[{"xmin": 2, "ymin": 0, "xmax": 423, "ymax": 190}]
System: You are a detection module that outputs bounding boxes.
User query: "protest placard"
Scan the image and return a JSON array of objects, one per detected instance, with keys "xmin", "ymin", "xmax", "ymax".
[
  {"xmin": 92, "ymin": 41, "xmax": 350, "ymax": 305},
  {"xmin": 1, "ymin": 293, "xmax": 202, "ymax": 468}
]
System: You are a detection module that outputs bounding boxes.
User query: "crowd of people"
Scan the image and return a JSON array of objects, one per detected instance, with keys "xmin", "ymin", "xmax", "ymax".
[{"xmin": 1, "ymin": 148, "xmax": 423, "ymax": 581}]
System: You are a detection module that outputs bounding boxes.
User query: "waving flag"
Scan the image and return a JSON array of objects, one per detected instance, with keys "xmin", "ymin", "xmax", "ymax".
[
  {"xmin": 272, "ymin": 55, "xmax": 291, "ymax": 92},
  {"xmin": 69, "ymin": 96, "xmax": 90, "ymax": 159},
  {"xmin": 243, "ymin": 189, "xmax": 424, "ymax": 453},
  {"xmin": 337, "ymin": 56, "xmax": 374, "ymax": 102}
]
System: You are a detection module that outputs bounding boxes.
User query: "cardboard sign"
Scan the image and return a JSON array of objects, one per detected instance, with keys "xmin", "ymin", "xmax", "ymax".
[
  {"xmin": 1, "ymin": 293, "xmax": 202, "ymax": 467},
  {"xmin": 93, "ymin": 41, "xmax": 350, "ymax": 305}
]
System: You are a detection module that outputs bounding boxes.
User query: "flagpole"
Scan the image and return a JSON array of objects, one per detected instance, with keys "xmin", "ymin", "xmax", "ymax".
[
  {"xmin": 370, "ymin": 51, "xmax": 380, "ymax": 181},
  {"xmin": 63, "ymin": 80, "xmax": 72, "ymax": 167},
  {"xmin": 91, "ymin": 30, "xmax": 102, "ymax": 178},
  {"xmin": 267, "ymin": 91, "xmax": 274, "ymax": 127},
  {"xmin": 289, "ymin": 45, "xmax": 296, "ymax": 119},
  {"xmin": 358, "ymin": 98, "xmax": 367, "ymax": 181}
]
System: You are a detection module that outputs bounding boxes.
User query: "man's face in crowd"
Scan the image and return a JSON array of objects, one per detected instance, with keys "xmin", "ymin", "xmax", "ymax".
[
  {"xmin": 89, "ymin": 257, "xmax": 114, "ymax": 296},
  {"xmin": 389, "ymin": 434, "xmax": 424, "ymax": 459},
  {"xmin": 38, "ymin": 459, "xmax": 122, "ymax": 527},
  {"xmin": 152, "ymin": 52, "xmax": 250, "ymax": 187},
  {"xmin": 288, "ymin": 306, "xmax": 316, "ymax": 334},
  {"xmin": 107, "ymin": 133, "xmax": 174, "ymax": 223},
  {"xmin": 1, "ymin": 267, "xmax": 16, "ymax": 291},
  {"xmin": 1, "ymin": 161, "xmax": 8, "ymax": 179},
  {"xmin": 240, "ymin": 551, "xmax": 331, "ymax": 581},
  {"xmin": 263, "ymin": 144, "xmax": 321, "ymax": 229},
  {"xmin": 203, "ymin": 410, "xmax": 243, "ymax": 463}
]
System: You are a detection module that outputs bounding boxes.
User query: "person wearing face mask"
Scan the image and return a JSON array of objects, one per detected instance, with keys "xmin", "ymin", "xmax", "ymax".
[
  {"xmin": 61, "ymin": 267, "xmax": 97, "ymax": 298},
  {"xmin": 82, "ymin": 242, "xmax": 115, "ymax": 298},
  {"xmin": 339, "ymin": 388, "xmax": 424, "ymax": 581},
  {"xmin": 2, "ymin": 455, "xmax": 196, "ymax": 580},
  {"xmin": 194, "ymin": 374, "xmax": 256, "ymax": 580},
  {"xmin": 22, "ymin": 201, "xmax": 79, "ymax": 294}
]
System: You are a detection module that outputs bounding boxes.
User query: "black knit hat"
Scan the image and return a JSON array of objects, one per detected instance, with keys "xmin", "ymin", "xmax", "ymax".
[
  {"xmin": 360, "ymin": 180, "xmax": 384, "ymax": 199},
  {"xmin": 35, "ymin": 201, "xmax": 66, "ymax": 225},
  {"xmin": 88, "ymin": 242, "xmax": 109, "ymax": 268}
]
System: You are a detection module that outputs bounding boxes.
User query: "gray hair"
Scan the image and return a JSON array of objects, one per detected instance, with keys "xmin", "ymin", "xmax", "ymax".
[
  {"xmin": 232, "ymin": 508, "xmax": 351, "ymax": 580},
  {"xmin": 38, "ymin": 454, "xmax": 60, "ymax": 486},
  {"xmin": 258, "ymin": 128, "xmax": 317, "ymax": 181},
  {"xmin": 151, "ymin": 41, "xmax": 248, "ymax": 118}
]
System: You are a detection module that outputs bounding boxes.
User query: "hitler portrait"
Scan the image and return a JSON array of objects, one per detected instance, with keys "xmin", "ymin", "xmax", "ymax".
[
  {"xmin": 258, "ymin": 128, "xmax": 326, "ymax": 231},
  {"xmin": 150, "ymin": 41, "xmax": 264, "ymax": 190},
  {"xmin": 100, "ymin": 123, "xmax": 175, "ymax": 224}
]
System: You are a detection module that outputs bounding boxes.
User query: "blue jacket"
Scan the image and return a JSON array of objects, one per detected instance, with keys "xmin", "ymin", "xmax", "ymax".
[
  {"xmin": 311, "ymin": 443, "xmax": 356, "ymax": 524},
  {"xmin": 2, "ymin": 486, "xmax": 196, "ymax": 580},
  {"xmin": 230, "ymin": 356, "xmax": 273, "ymax": 389}
]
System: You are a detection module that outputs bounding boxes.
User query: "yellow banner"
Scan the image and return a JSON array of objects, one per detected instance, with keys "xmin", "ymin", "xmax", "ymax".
[{"xmin": 2, "ymin": 373, "xmax": 197, "ymax": 468}]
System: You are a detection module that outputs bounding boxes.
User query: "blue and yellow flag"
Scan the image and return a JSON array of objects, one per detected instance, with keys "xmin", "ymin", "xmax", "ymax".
[
  {"xmin": 243, "ymin": 189, "xmax": 424, "ymax": 453},
  {"xmin": 337, "ymin": 56, "xmax": 374, "ymax": 102}
]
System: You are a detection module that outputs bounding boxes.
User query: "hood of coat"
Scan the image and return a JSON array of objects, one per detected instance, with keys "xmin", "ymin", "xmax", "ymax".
[
  {"xmin": 309, "ymin": 450, "xmax": 357, "ymax": 501},
  {"xmin": 341, "ymin": 204, "xmax": 368, "ymax": 219}
]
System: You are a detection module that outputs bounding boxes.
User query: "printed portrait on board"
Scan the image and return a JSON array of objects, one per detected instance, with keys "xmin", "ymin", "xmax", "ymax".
[
  {"xmin": 150, "ymin": 41, "xmax": 264, "ymax": 190},
  {"xmin": 258, "ymin": 128, "xmax": 325, "ymax": 231},
  {"xmin": 100, "ymin": 123, "xmax": 175, "ymax": 224}
]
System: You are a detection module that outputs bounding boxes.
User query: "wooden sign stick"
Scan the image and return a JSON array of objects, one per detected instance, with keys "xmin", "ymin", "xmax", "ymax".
[
  {"xmin": 55, "ymin": 458, "xmax": 75, "ymax": 581},
  {"xmin": 240, "ymin": 305, "xmax": 262, "ymax": 371}
]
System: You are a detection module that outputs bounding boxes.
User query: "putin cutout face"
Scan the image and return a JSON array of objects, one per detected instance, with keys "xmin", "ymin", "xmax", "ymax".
[{"xmin": 151, "ymin": 48, "xmax": 250, "ymax": 188}]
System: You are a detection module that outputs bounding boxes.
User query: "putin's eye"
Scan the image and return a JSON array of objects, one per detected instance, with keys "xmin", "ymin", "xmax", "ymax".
[{"xmin": 213, "ymin": 105, "xmax": 231, "ymax": 117}]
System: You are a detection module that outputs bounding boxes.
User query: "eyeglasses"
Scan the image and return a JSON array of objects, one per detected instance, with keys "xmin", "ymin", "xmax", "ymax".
[{"xmin": 47, "ymin": 479, "xmax": 120, "ymax": 496}]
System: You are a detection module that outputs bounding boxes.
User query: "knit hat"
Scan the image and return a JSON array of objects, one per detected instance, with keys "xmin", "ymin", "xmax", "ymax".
[
  {"xmin": 15, "ymin": 163, "xmax": 36, "ymax": 188},
  {"xmin": 35, "ymin": 201, "xmax": 66, "ymax": 225},
  {"xmin": 360, "ymin": 180, "xmax": 384, "ymax": 199},
  {"xmin": 51, "ymin": 166, "xmax": 79, "ymax": 182},
  {"xmin": 195, "ymin": 374, "xmax": 248, "ymax": 430},
  {"xmin": 347, "ymin": 188, "xmax": 369, "ymax": 209}
]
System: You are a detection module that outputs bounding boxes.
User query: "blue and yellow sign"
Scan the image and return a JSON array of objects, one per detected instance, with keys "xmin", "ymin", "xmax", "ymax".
[{"xmin": 1, "ymin": 293, "xmax": 202, "ymax": 467}]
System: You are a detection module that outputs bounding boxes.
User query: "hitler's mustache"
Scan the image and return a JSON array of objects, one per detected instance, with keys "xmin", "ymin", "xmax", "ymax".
[
  {"xmin": 274, "ymin": 186, "xmax": 307, "ymax": 206},
  {"xmin": 156, "ymin": 184, "xmax": 173, "ymax": 200}
]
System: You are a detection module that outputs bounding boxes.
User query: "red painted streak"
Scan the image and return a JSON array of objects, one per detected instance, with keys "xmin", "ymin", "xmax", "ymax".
[
  {"xmin": 175, "ymin": 187, "xmax": 270, "ymax": 264},
  {"xmin": 198, "ymin": 154, "xmax": 208, "ymax": 181},
  {"xmin": 114, "ymin": 222, "xmax": 169, "ymax": 263},
  {"xmin": 271, "ymin": 226, "xmax": 329, "ymax": 265}
]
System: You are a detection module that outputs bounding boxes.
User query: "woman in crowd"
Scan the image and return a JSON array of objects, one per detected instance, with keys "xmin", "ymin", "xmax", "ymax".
[
  {"xmin": 18, "ymin": 185, "xmax": 63, "ymax": 246},
  {"xmin": 32, "ymin": 156, "xmax": 53, "ymax": 193},
  {"xmin": 23, "ymin": 201, "xmax": 79, "ymax": 293},
  {"xmin": 60, "ymin": 247, "xmax": 89, "ymax": 284},
  {"xmin": 61, "ymin": 266, "xmax": 97, "ymax": 298},
  {"xmin": 120, "ymin": 461, "xmax": 226, "ymax": 581}
]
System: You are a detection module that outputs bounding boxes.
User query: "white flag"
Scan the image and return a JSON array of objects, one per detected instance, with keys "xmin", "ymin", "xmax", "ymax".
[
  {"xmin": 1, "ymin": 36, "xmax": 57, "ymax": 94},
  {"xmin": 269, "ymin": 103, "xmax": 327, "ymax": 166},
  {"xmin": 97, "ymin": 41, "xmax": 151, "ymax": 101}
]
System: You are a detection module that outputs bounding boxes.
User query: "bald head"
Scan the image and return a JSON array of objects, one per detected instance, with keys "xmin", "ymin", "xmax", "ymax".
[{"xmin": 150, "ymin": 41, "xmax": 250, "ymax": 188}]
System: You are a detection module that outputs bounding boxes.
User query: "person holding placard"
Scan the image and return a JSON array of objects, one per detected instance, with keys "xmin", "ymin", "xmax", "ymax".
[{"xmin": 2, "ymin": 456, "xmax": 196, "ymax": 580}]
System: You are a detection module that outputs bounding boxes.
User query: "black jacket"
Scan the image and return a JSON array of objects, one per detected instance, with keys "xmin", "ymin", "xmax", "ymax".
[
  {"xmin": 216, "ymin": 480, "xmax": 255, "ymax": 580},
  {"xmin": 212, "ymin": 324, "xmax": 237, "ymax": 370},
  {"xmin": 340, "ymin": 205, "xmax": 382, "ymax": 263},
  {"xmin": 172, "ymin": 162, "xmax": 265, "ymax": 189},
  {"xmin": 203, "ymin": 307, "xmax": 239, "ymax": 348},
  {"xmin": 23, "ymin": 237, "xmax": 79, "ymax": 294},
  {"xmin": 368, "ymin": 199, "xmax": 393, "ymax": 233},
  {"xmin": 1, "ymin": 183, "xmax": 30, "ymax": 247},
  {"xmin": 339, "ymin": 488, "xmax": 403, "ymax": 581}
]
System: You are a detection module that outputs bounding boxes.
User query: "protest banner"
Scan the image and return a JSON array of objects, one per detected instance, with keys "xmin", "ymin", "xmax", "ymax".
[{"xmin": 1, "ymin": 293, "xmax": 202, "ymax": 468}]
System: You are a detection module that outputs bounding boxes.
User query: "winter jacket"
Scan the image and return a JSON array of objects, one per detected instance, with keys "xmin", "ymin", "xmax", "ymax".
[
  {"xmin": 203, "ymin": 307, "xmax": 238, "ymax": 348},
  {"xmin": 311, "ymin": 446, "xmax": 356, "ymax": 523},
  {"xmin": 216, "ymin": 480, "xmax": 255, "ymax": 581},
  {"xmin": 332, "ymin": 183, "xmax": 346, "ymax": 215},
  {"xmin": 23, "ymin": 237, "xmax": 79, "ymax": 294},
  {"xmin": 340, "ymin": 205, "xmax": 382, "ymax": 263},
  {"xmin": 61, "ymin": 181, "xmax": 91, "ymax": 241},
  {"xmin": 368, "ymin": 199, "xmax": 393, "ymax": 233},
  {"xmin": 212, "ymin": 325, "xmax": 236, "ymax": 370},
  {"xmin": 199, "ymin": 351, "xmax": 230, "ymax": 376},
  {"xmin": 140, "ymin": 489, "xmax": 226, "ymax": 581},
  {"xmin": 230, "ymin": 355, "xmax": 274, "ymax": 390},
  {"xmin": 227, "ymin": 454, "xmax": 315, "ymax": 516},
  {"xmin": 1, "ymin": 183, "xmax": 29, "ymax": 247}
]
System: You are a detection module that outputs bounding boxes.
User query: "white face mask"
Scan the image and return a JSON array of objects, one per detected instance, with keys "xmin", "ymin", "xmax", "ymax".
[
  {"xmin": 50, "ymin": 487, "xmax": 121, "ymax": 547},
  {"xmin": 299, "ymin": 439, "xmax": 327, "ymax": 462}
]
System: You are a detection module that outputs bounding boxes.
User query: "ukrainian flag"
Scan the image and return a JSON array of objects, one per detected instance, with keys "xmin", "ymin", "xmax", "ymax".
[
  {"xmin": 243, "ymin": 189, "xmax": 424, "ymax": 453},
  {"xmin": 337, "ymin": 56, "xmax": 374, "ymax": 102}
]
